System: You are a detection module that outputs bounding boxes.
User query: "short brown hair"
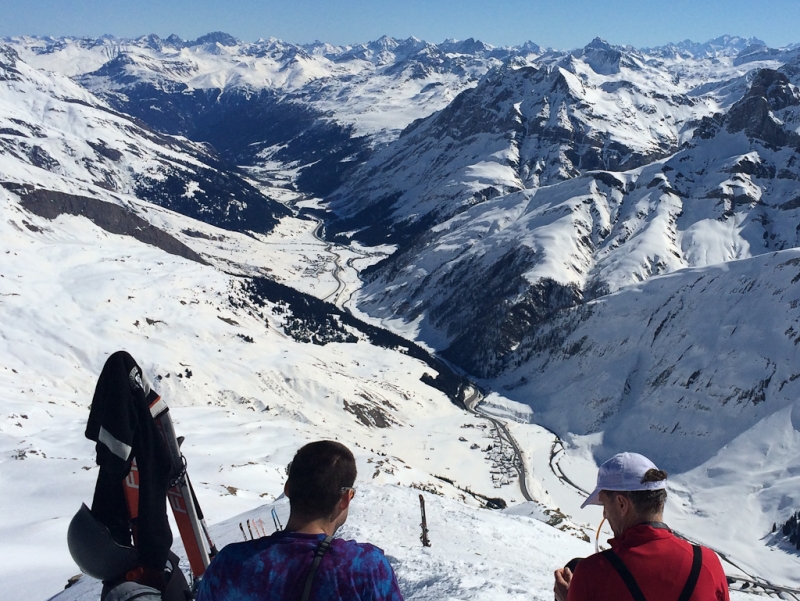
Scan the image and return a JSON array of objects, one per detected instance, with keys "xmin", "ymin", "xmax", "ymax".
[
  {"xmin": 608, "ymin": 468, "xmax": 668, "ymax": 515},
  {"xmin": 286, "ymin": 441, "xmax": 357, "ymax": 519}
]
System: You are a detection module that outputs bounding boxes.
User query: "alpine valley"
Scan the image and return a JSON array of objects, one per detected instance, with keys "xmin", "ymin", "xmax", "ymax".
[{"xmin": 1, "ymin": 31, "xmax": 799, "ymax": 600}]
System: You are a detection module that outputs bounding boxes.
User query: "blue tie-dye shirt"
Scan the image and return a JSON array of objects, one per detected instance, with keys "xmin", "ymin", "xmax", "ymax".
[{"xmin": 196, "ymin": 531, "xmax": 404, "ymax": 601}]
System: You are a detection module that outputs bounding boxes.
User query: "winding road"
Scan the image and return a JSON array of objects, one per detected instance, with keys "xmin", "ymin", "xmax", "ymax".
[
  {"xmin": 310, "ymin": 218, "xmax": 383, "ymax": 308},
  {"xmin": 463, "ymin": 386, "xmax": 534, "ymax": 503},
  {"xmin": 306, "ymin": 216, "xmax": 800, "ymax": 599}
]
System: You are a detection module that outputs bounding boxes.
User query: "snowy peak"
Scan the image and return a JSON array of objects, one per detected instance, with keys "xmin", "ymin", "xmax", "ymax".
[
  {"xmin": 517, "ymin": 40, "xmax": 542, "ymax": 55},
  {"xmin": 647, "ymin": 35, "xmax": 768, "ymax": 58},
  {"xmin": 188, "ymin": 31, "xmax": 241, "ymax": 48},
  {"xmin": 439, "ymin": 37, "xmax": 493, "ymax": 55},
  {"xmin": 572, "ymin": 37, "xmax": 639, "ymax": 75},
  {"xmin": 134, "ymin": 33, "xmax": 172, "ymax": 52},
  {"xmin": 0, "ymin": 45, "xmax": 22, "ymax": 80}
]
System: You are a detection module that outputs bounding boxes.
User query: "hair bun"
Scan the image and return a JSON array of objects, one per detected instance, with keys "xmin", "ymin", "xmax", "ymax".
[{"xmin": 641, "ymin": 468, "xmax": 668, "ymax": 483}]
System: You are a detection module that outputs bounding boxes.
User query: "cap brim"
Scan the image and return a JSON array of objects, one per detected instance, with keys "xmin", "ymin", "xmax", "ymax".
[{"xmin": 581, "ymin": 487, "xmax": 603, "ymax": 509}]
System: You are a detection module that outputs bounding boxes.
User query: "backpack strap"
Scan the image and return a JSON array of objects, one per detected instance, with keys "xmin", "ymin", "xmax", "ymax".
[
  {"xmin": 602, "ymin": 549, "xmax": 648, "ymax": 601},
  {"xmin": 300, "ymin": 535, "xmax": 333, "ymax": 601},
  {"xmin": 602, "ymin": 544, "xmax": 704, "ymax": 601},
  {"xmin": 677, "ymin": 545, "xmax": 703, "ymax": 601}
]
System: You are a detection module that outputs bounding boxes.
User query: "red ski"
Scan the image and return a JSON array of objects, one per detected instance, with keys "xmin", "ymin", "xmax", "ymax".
[{"xmin": 123, "ymin": 394, "xmax": 215, "ymax": 579}]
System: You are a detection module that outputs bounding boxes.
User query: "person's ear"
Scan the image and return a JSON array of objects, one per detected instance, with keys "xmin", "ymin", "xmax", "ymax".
[
  {"xmin": 283, "ymin": 481, "xmax": 290, "ymax": 499},
  {"xmin": 339, "ymin": 490, "xmax": 353, "ymax": 511},
  {"xmin": 617, "ymin": 492, "xmax": 633, "ymax": 515}
]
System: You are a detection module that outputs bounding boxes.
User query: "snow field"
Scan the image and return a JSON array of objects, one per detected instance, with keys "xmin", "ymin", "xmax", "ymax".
[
  {"xmin": 0, "ymin": 192, "xmax": 535, "ymax": 599},
  {"xmin": 54, "ymin": 483, "xmax": 593, "ymax": 601}
]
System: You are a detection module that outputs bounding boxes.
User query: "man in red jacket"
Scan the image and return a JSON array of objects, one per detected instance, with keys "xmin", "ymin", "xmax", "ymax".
[{"xmin": 554, "ymin": 452, "xmax": 729, "ymax": 601}]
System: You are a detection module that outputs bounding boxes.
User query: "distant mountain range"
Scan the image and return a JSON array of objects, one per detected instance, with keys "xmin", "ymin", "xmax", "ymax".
[
  {"xmin": 3, "ymin": 32, "xmax": 800, "ymax": 596},
  {"xmin": 3, "ymin": 30, "xmax": 800, "ymax": 470}
]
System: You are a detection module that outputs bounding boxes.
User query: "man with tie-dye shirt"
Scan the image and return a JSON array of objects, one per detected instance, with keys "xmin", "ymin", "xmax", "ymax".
[{"xmin": 197, "ymin": 441, "xmax": 404, "ymax": 601}]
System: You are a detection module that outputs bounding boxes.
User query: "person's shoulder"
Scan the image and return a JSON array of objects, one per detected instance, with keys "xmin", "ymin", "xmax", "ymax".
[
  {"xmin": 567, "ymin": 553, "xmax": 612, "ymax": 601},
  {"xmin": 210, "ymin": 537, "xmax": 274, "ymax": 566},
  {"xmin": 331, "ymin": 538, "xmax": 401, "ymax": 598},
  {"xmin": 573, "ymin": 552, "xmax": 609, "ymax": 574},
  {"xmin": 332, "ymin": 538, "xmax": 396, "ymax": 578},
  {"xmin": 196, "ymin": 540, "xmax": 264, "ymax": 601},
  {"xmin": 333, "ymin": 538, "xmax": 388, "ymax": 560},
  {"xmin": 698, "ymin": 545, "xmax": 727, "ymax": 576},
  {"xmin": 220, "ymin": 537, "xmax": 264, "ymax": 553}
]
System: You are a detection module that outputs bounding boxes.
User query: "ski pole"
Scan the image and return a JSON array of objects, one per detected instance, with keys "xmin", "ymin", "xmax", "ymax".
[
  {"xmin": 239, "ymin": 523, "xmax": 248, "ymax": 541},
  {"xmin": 186, "ymin": 472, "xmax": 218, "ymax": 555}
]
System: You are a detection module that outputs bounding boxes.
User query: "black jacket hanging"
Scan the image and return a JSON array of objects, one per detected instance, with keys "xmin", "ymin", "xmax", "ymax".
[{"xmin": 85, "ymin": 350, "xmax": 173, "ymax": 573}]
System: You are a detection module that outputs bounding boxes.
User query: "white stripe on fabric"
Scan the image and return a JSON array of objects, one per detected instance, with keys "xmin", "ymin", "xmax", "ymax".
[
  {"xmin": 98, "ymin": 426, "xmax": 132, "ymax": 461},
  {"xmin": 142, "ymin": 372, "xmax": 152, "ymax": 396},
  {"xmin": 149, "ymin": 396, "xmax": 168, "ymax": 418}
]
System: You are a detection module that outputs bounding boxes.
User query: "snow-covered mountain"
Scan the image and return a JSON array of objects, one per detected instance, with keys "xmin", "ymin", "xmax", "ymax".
[
  {"xmin": 0, "ymin": 44, "xmax": 289, "ymax": 234},
  {"xmin": 347, "ymin": 57, "xmax": 800, "ymax": 374},
  {"xmin": 327, "ymin": 37, "xmax": 785, "ymax": 245},
  {"xmin": 5, "ymin": 32, "xmax": 791, "ymax": 204},
  {"xmin": 3, "ymin": 31, "xmax": 800, "ymax": 600},
  {"xmin": 3, "ymin": 32, "xmax": 511, "ymax": 198},
  {"xmin": 644, "ymin": 35, "xmax": 767, "ymax": 59},
  {"xmin": 7, "ymin": 32, "xmax": 509, "ymax": 140}
]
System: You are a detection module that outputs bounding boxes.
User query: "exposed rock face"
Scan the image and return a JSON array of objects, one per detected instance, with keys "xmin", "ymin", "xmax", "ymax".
[
  {"xmin": 440, "ymin": 272, "xmax": 583, "ymax": 378},
  {"xmin": 351, "ymin": 57, "xmax": 800, "ymax": 379},
  {"xmin": 726, "ymin": 69, "xmax": 800, "ymax": 149},
  {"xmin": 573, "ymin": 37, "xmax": 634, "ymax": 75},
  {"xmin": 0, "ymin": 44, "xmax": 290, "ymax": 235},
  {"xmin": 0, "ymin": 46, "xmax": 21, "ymax": 81},
  {"xmin": 5, "ymin": 183, "xmax": 208, "ymax": 265},
  {"xmin": 327, "ymin": 44, "xmax": 713, "ymax": 249}
]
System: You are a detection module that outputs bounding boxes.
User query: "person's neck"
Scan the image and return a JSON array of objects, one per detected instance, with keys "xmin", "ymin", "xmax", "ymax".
[
  {"xmin": 284, "ymin": 514, "xmax": 338, "ymax": 536},
  {"xmin": 620, "ymin": 512, "xmax": 664, "ymax": 536}
]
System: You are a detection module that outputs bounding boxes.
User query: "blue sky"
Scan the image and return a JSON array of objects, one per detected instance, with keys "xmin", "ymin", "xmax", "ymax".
[{"xmin": 1, "ymin": 0, "xmax": 798, "ymax": 49}]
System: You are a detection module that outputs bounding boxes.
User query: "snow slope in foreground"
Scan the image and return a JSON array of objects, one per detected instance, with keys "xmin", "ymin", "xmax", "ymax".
[
  {"xmin": 2, "ymin": 186, "xmax": 795, "ymax": 600},
  {"xmin": 49, "ymin": 484, "xmax": 761, "ymax": 601},
  {"xmin": 52, "ymin": 485, "xmax": 590, "ymax": 601},
  {"xmin": 0, "ymin": 187, "xmax": 518, "ymax": 599}
]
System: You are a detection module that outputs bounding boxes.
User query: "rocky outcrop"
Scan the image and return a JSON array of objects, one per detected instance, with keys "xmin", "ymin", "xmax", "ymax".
[
  {"xmin": 726, "ymin": 69, "xmax": 800, "ymax": 149},
  {"xmin": 328, "ymin": 44, "xmax": 697, "ymax": 251},
  {"xmin": 352, "ymin": 63, "xmax": 800, "ymax": 383},
  {"xmin": 5, "ymin": 183, "xmax": 208, "ymax": 265}
]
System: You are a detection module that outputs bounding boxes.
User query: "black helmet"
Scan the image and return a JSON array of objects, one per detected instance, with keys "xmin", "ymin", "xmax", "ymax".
[{"xmin": 67, "ymin": 504, "xmax": 139, "ymax": 581}]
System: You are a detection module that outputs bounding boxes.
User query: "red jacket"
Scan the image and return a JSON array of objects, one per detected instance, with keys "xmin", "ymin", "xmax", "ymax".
[{"xmin": 567, "ymin": 524, "xmax": 729, "ymax": 601}]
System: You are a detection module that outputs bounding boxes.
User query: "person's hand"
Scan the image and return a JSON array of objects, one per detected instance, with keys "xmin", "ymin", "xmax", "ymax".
[{"xmin": 553, "ymin": 566, "xmax": 573, "ymax": 601}]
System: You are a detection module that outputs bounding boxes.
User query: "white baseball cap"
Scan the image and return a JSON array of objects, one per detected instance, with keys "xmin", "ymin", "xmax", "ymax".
[{"xmin": 581, "ymin": 452, "xmax": 666, "ymax": 508}]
